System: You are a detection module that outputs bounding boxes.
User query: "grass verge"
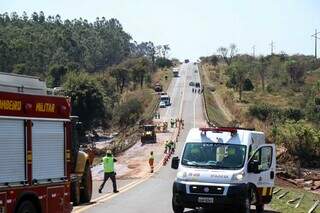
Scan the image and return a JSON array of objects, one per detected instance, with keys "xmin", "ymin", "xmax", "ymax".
[
  {"xmin": 199, "ymin": 64, "xmax": 231, "ymax": 126},
  {"xmin": 203, "ymin": 89, "xmax": 230, "ymax": 126},
  {"xmin": 270, "ymin": 187, "xmax": 320, "ymax": 213}
]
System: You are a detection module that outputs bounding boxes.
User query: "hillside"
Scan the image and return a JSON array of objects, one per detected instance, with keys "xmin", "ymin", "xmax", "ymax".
[
  {"xmin": 0, "ymin": 11, "xmax": 174, "ymax": 136},
  {"xmin": 200, "ymin": 52, "xmax": 320, "ymax": 173}
]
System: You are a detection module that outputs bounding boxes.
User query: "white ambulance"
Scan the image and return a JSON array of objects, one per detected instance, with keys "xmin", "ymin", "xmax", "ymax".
[{"xmin": 171, "ymin": 127, "xmax": 276, "ymax": 213}]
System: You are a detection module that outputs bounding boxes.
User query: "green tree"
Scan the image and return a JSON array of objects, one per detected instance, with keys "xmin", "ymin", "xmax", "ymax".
[
  {"xmin": 243, "ymin": 78, "xmax": 254, "ymax": 91},
  {"xmin": 0, "ymin": 12, "xmax": 134, "ymax": 76},
  {"xmin": 155, "ymin": 57, "xmax": 173, "ymax": 68},
  {"xmin": 131, "ymin": 57, "xmax": 151, "ymax": 88},
  {"xmin": 274, "ymin": 121, "xmax": 320, "ymax": 169},
  {"xmin": 12, "ymin": 63, "xmax": 27, "ymax": 74},
  {"xmin": 46, "ymin": 64, "xmax": 67, "ymax": 88},
  {"xmin": 96, "ymin": 74, "xmax": 119, "ymax": 108},
  {"xmin": 210, "ymin": 55, "xmax": 219, "ymax": 66},
  {"xmin": 217, "ymin": 44, "xmax": 237, "ymax": 65},
  {"xmin": 0, "ymin": 40, "xmax": 11, "ymax": 72},
  {"xmin": 255, "ymin": 56, "xmax": 268, "ymax": 91},
  {"xmin": 116, "ymin": 98, "xmax": 143, "ymax": 128},
  {"xmin": 285, "ymin": 60, "xmax": 305, "ymax": 84},
  {"xmin": 63, "ymin": 72, "xmax": 106, "ymax": 131},
  {"xmin": 217, "ymin": 47, "xmax": 229, "ymax": 65},
  {"xmin": 305, "ymin": 81, "xmax": 320, "ymax": 124},
  {"xmin": 110, "ymin": 65, "xmax": 129, "ymax": 93},
  {"xmin": 228, "ymin": 59, "xmax": 249, "ymax": 101}
]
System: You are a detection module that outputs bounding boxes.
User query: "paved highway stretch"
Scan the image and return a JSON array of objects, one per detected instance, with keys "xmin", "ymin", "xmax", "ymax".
[{"xmin": 74, "ymin": 63, "xmax": 275, "ymax": 213}]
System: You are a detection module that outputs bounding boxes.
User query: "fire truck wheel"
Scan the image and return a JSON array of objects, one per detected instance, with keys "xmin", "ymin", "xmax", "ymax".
[
  {"xmin": 71, "ymin": 180, "xmax": 80, "ymax": 206},
  {"xmin": 16, "ymin": 200, "xmax": 37, "ymax": 213},
  {"xmin": 80, "ymin": 162, "xmax": 92, "ymax": 203}
]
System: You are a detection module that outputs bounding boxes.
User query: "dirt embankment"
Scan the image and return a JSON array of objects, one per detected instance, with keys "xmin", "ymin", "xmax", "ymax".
[{"xmin": 92, "ymin": 68, "xmax": 176, "ymax": 180}]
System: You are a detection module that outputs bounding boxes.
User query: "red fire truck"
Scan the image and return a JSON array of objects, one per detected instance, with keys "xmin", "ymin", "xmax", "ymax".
[{"xmin": 0, "ymin": 73, "xmax": 92, "ymax": 213}]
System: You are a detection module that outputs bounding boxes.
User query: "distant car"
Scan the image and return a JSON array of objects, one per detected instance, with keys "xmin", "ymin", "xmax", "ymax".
[
  {"xmin": 159, "ymin": 91, "xmax": 167, "ymax": 96},
  {"xmin": 159, "ymin": 101, "xmax": 166, "ymax": 108},
  {"xmin": 154, "ymin": 83, "xmax": 163, "ymax": 92},
  {"xmin": 189, "ymin": 82, "xmax": 195, "ymax": 86},
  {"xmin": 194, "ymin": 70, "xmax": 198, "ymax": 73},
  {"xmin": 195, "ymin": 82, "xmax": 200, "ymax": 88},
  {"xmin": 185, "ymin": 59, "xmax": 190, "ymax": 63}
]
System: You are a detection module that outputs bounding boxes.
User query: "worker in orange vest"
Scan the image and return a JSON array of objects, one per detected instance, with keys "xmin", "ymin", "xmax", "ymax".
[{"xmin": 149, "ymin": 151, "xmax": 155, "ymax": 173}]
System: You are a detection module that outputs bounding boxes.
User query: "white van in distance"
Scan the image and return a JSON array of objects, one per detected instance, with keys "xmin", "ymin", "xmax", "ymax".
[
  {"xmin": 160, "ymin": 94, "xmax": 171, "ymax": 106},
  {"xmin": 171, "ymin": 127, "xmax": 276, "ymax": 213}
]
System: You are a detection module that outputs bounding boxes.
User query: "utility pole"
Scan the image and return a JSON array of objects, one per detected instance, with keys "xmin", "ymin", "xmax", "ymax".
[
  {"xmin": 311, "ymin": 29, "xmax": 320, "ymax": 59},
  {"xmin": 270, "ymin": 40, "xmax": 274, "ymax": 55},
  {"xmin": 252, "ymin": 45, "xmax": 256, "ymax": 57}
]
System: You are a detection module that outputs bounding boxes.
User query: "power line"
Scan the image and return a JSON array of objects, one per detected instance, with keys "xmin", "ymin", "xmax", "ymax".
[
  {"xmin": 270, "ymin": 40, "xmax": 275, "ymax": 55},
  {"xmin": 311, "ymin": 29, "xmax": 320, "ymax": 59},
  {"xmin": 252, "ymin": 45, "xmax": 256, "ymax": 57}
]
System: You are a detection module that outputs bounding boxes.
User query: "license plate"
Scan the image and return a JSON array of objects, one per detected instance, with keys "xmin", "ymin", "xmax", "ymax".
[{"xmin": 198, "ymin": 197, "xmax": 214, "ymax": 203}]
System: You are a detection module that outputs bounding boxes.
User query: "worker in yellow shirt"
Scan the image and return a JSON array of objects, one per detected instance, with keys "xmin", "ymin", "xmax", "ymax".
[{"xmin": 99, "ymin": 150, "xmax": 119, "ymax": 193}]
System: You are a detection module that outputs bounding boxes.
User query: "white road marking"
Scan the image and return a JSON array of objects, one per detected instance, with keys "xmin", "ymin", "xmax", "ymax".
[
  {"xmin": 73, "ymin": 161, "xmax": 164, "ymax": 213},
  {"xmin": 193, "ymin": 94, "xmax": 198, "ymax": 128},
  {"xmin": 178, "ymin": 65, "xmax": 188, "ymax": 118}
]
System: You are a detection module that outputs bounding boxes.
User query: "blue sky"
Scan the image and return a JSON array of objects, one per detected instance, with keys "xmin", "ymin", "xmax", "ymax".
[{"xmin": 1, "ymin": 0, "xmax": 319, "ymax": 60}]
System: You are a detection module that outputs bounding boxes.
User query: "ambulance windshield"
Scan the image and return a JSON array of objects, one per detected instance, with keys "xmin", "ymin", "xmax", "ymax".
[{"xmin": 181, "ymin": 143, "xmax": 246, "ymax": 170}]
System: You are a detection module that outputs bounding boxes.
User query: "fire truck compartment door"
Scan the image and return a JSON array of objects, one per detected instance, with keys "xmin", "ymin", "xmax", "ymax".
[
  {"xmin": 0, "ymin": 119, "xmax": 25, "ymax": 183},
  {"xmin": 32, "ymin": 121, "xmax": 65, "ymax": 181},
  {"xmin": 47, "ymin": 186, "xmax": 65, "ymax": 213}
]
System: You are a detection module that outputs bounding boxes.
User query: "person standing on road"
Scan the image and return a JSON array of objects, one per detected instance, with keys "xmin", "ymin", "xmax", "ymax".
[
  {"xmin": 149, "ymin": 151, "xmax": 155, "ymax": 173},
  {"xmin": 163, "ymin": 121, "xmax": 168, "ymax": 132},
  {"xmin": 170, "ymin": 119, "xmax": 174, "ymax": 128},
  {"xmin": 168, "ymin": 140, "xmax": 173, "ymax": 153},
  {"xmin": 99, "ymin": 150, "xmax": 119, "ymax": 194},
  {"xmin": 171, "ymin": 141, "xmax": 176, "ymax": 154},
  {"xmin": 164, "ymin": 140, "xmax": 169, "ymax": 153}
]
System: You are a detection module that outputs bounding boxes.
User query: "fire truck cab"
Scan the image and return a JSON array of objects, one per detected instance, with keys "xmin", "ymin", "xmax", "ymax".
[
  {"xmin": 171, "ymin": 127, "xmax": 276, "ymax": 213},
  {"xmin": 0, "ymin": 72, "xmax": 92, "ymax": 213}
]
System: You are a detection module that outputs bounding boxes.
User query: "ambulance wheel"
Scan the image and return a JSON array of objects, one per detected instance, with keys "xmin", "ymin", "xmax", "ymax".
[
  {"xmin": 172, "ymin": 196, "xmax": 184, "ymax": 213},
  {"xmin": 256, "ymin": 204, "xmax": 264, "ymax": 213},
  {"xmin": 238, "ymin": 197, "xmax": 250, "ymax": 213},
  {"xmin": 80, "ymin": 162, "xmax": 93, "ymax": 203},
  {"xmin": 17, "ymin": 200, "xmax": 37, "ymax": 213},
  {"xmin": 71, "ymin": 180, "xmax": 80, "ymax": 206}
]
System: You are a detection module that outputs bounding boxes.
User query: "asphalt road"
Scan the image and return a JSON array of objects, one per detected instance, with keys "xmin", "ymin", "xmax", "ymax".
[{"xmin": 73, "ymin": 63, "xmax": 277, "ymax": 213}]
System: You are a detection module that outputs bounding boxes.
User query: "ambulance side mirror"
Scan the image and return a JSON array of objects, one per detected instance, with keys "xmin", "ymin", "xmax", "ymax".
[
  {"xmin": 171, "ymin": 157, "xmax": 180, "ymax": 169},
  {"xmin": 248, "ymin": 160, "xmax": 260, "ymax": 174}
]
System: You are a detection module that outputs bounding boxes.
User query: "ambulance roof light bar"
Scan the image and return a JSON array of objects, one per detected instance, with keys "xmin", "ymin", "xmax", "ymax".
[
  {"xmin": 200, "ymin": 127, "xmax": 238, "ymax": 134},
  {"xmin": 199, "ymin": 127, "xmax": 256, "ymax": 135}
]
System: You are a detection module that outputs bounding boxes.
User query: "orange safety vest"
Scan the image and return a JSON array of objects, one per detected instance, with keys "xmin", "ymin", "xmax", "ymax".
[{"xmin": 149, "ymin": 155, "xmax": 154, "ymax": 166}]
